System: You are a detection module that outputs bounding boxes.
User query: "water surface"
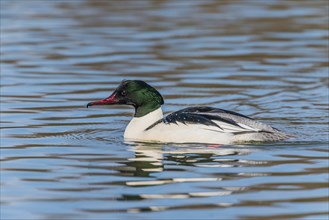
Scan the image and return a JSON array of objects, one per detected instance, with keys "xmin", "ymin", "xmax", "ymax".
[{"xmin": 1, "ymin": 0, "xmax": 328, "ymax": 219}]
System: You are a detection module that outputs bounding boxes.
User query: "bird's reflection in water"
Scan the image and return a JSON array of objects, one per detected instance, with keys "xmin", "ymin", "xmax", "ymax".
[
  {"xmin": 122, "ymin": 142, "xmax": 254, "ymax": 178},
  {"xmin": 93, "ymin": 142, "xmax": 259, "ymax": 213}
]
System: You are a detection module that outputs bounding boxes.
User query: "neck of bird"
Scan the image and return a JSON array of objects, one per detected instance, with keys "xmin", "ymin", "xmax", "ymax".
[
  {"xmin": 135, "ymin": 107, "xmax": 163, "ymax": 123},
  {"xmin": 124, "ymin": 107, "xmax": 163, "ymax": 138},
  {"xmin": 134, "ymin": 102, "xmax": 162, "ymax": 118}
]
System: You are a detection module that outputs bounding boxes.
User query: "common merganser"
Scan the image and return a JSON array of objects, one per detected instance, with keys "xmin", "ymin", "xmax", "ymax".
[{"xmin": 87, "ymin": 80, "xmax": 291, "ymax": 144}]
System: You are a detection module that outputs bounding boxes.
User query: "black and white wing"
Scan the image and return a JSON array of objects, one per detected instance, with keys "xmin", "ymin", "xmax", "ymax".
[{"xmin": 160, "ymin": 106, "xmax": 281, "ymax": 134}]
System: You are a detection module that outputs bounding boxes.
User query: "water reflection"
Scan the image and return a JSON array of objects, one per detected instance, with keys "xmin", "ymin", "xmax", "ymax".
[
  {"xmin": 128, "ymin": 142, "xmax": 252, "ymax": 173},
  {"xmin": 79, "ymin": 143, "xmax": 254, "ymax": 214},
  {"xmin": 77, "ymin": 143, "xmax": 328, "ymax": 216}
]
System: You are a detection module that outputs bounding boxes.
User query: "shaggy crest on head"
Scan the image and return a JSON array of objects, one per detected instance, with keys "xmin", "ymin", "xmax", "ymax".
[{"xmin": 87, "ymin": 80, "xmax": 293, "ymax": 144}]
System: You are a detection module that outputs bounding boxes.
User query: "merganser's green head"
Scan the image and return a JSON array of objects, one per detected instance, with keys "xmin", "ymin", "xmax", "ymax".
[{"xmin": 87, "ymin": 80, "xmax": 164, "ymax": 117}]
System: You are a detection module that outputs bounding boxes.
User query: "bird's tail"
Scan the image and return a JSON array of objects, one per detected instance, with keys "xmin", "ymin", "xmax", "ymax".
[{"xmin": 233, "ymin": 131, "xmax": 295, "ymax": 143}]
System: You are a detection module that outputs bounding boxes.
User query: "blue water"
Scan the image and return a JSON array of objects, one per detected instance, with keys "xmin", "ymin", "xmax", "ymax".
[{"xmin": 1, "ymin": 0, "xmax": 328, "ymax": 219}]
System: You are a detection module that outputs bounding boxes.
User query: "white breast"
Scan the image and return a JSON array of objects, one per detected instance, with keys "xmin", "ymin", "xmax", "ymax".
[{"xmin": 124, "ymin": 107, "xmax": 164, "ymax": 140}]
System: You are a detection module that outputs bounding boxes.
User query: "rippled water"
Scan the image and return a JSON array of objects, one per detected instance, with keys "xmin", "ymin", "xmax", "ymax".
[{"xmin": 1, "ymin": 0, "xmax": 328, "ymax": 219}]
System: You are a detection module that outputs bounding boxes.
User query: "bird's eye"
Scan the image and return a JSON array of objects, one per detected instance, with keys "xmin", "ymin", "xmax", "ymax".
[{"xmin": 121, "ymin": 90, "xmax": 127, "ymax": 96}]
